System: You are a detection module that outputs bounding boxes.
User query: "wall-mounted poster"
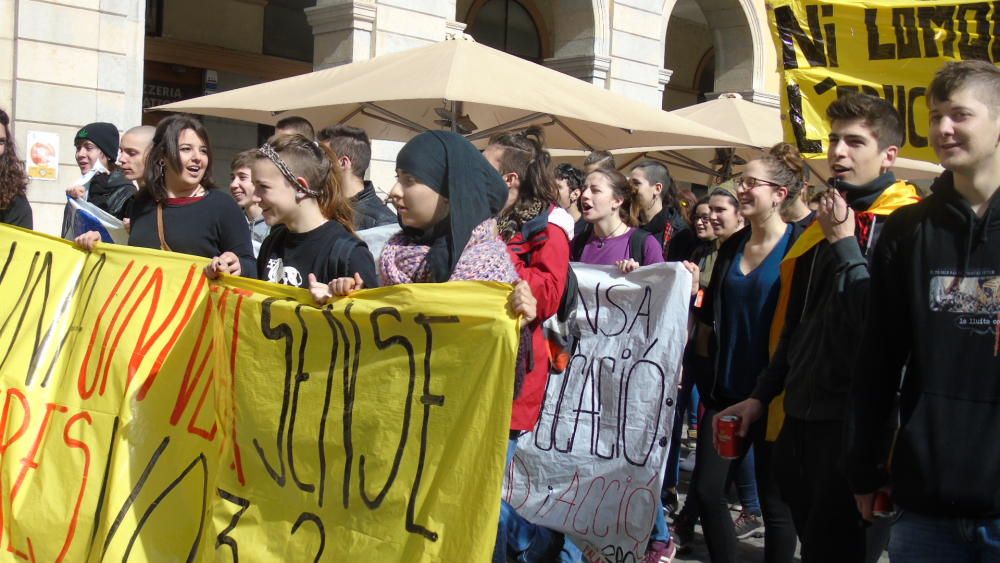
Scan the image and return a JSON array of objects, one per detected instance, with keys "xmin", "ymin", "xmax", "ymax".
[{"xmin": 26, "ymin": 130, "xmax": 58, "ymax": 181}]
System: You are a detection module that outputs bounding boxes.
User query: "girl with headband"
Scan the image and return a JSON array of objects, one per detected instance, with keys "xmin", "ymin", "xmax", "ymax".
[{"xmin": 252, "ymin": 134, "xmax": 377, "ymax": 291}]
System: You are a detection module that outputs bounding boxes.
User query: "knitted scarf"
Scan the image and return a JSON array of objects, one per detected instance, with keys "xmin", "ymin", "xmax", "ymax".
[
  {"xmin": 498, "ymin": 200, "xmax": 545, "ymax": 242},
  {"xmin": 380, "ymin": 218, "xmax": 531, "ymax": 399},
  {"xmin": 380, "ymin": 218, "xmax": 518, "ymax": 284}
]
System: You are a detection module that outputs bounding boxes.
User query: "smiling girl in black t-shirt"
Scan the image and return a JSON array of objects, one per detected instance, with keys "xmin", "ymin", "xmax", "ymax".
[{"xmin": 252, "ymin": 134, "xmax": 377, "ymax": 292}]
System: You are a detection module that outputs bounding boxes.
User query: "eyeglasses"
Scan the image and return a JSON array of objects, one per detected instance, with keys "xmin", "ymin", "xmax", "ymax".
[
  {"xmin": 736, "ymin": 174, "xmax": 781, "ymax": 190},
  {"xmin": 694, "ymin": 214, "xmax": 711, "ymax": 222}
]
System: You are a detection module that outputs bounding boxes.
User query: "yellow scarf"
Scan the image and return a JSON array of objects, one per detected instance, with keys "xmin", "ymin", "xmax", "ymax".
[{"xmin": 765, "ymin": 181, "xmax": 921, "ymax": 441}]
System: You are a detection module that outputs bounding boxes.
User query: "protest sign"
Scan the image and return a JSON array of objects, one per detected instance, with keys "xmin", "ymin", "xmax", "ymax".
[
  {"xmin": 769, "ymin": 0, "xmax": 1000, "ymax": 162},
  {"xmin": 0, "ymin": 224, "xmax": 517, "ymax": 562},
  {"xmin": 504, "ymin": 263, "xmax": 691, "ymax": 562}
]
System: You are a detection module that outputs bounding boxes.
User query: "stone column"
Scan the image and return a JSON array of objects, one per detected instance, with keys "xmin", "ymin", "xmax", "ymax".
[
  {"xmin": 307, "ymin": 0, "xmax": 461, "ymax": 196},
  {"xmin": 3, "ymin": 0, "xmax": 144, "ymax": 235},
  {"xmin": 306, "ymin": 1, "xmax": 378, "ymax": 69},
  {"xmin": 0, "ymin": 0, "xmax": 14, "ymax": 112},
  {"xmin": 544, "ymin": 55, "xmax": 612, "ymax": 86},
  {"xmin": 605, "ymin": 1, "xmax": 667, "ymax": 107}
]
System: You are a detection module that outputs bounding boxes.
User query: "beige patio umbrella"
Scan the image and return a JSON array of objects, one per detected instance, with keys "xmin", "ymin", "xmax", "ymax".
[
  {"xmin": 151, "ymin": 36, "xmax": 744, "ymax": 150},
  {"xmin": 551, "ymin": 94, "xmax": 942, "ymax": 184}
]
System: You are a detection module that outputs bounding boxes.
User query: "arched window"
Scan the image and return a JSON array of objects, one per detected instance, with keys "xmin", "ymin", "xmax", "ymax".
[
  {"xmin": 694, "ymin": 48, "xmax": 716, "ymax": 102},
  {"xmin": 466, "ymin": 0, "xmax": 542, "ymax": 62}
]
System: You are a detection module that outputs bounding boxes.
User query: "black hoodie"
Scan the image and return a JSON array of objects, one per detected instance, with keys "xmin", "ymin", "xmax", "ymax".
[{"xmin": 845, "ymin": 171, "xmax": 1000, "ymax": 517}]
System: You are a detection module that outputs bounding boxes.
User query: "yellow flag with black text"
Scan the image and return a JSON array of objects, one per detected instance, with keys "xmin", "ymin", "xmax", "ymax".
[
  {"xmin": 0, "ymin": 224, "xmax": 517, "ymax": 562},
  {"xmin": 769, "ymin": 0, "xmax": 1000, "ymax": 162}
]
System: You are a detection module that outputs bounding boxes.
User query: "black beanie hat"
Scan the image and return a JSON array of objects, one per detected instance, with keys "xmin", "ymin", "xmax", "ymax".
[{"xmin": 75, "ymin": 122, "xmax": 119, "ymax": 162}]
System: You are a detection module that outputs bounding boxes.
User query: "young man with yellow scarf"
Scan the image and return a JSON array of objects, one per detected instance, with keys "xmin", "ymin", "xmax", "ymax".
[{"xmin": 714, "ymin": 93, "xmax": 920, "ymax": 562}]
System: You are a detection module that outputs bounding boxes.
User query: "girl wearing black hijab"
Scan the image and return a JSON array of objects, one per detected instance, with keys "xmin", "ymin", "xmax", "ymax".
[
  {"xmin": 326, "ymin": 131, "xmax": 536, "ymax": 316},
  {"xmin": 324, "ymin": 131, "xmax": 537, "ymax": 392}
]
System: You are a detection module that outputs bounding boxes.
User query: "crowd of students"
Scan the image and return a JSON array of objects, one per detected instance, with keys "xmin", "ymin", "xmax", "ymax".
[{"xmin": 0, "ymin": 59, "xmax": 998, "ymax": 563}]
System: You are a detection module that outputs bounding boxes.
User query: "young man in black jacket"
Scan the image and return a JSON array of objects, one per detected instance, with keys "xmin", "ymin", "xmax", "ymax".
[
  {"xmin": 317, "ymin": 124, "xmax": 397, "ymax": 230},
  {"xmin": 716, "ymin": 93, "xmax": 921, "ymax": 562},
  {"xmin": 845, "ymin": 60, "xmax": 1000, "ymax": 559}
]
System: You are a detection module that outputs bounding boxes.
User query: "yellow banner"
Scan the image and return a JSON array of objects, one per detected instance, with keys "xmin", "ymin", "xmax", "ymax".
[
  {"xmin": 769, "ymin": 0, "xmax": 1000, "ymax": 162},
  {"xmin": 0, "ymin": 224, "xmax": 517, "ymax": 562}
]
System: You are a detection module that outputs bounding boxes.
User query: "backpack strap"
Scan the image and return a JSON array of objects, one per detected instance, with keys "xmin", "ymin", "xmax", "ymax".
[
  {"xmin": 328, "ymin": 235, "xmax": 365, "ymax": 279},
  {"xmin": 571, "ymin": 223, "xmax": 592, "ymax": 261},
  {"xmin": 629, "ymin": 228, "xmax": 647, "ymax": 264}
]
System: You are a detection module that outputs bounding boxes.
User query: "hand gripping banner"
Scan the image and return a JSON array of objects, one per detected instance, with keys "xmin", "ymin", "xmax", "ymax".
[
  {"xmin": 504, "ymin": 263, "xmax": 691, "ymax": 562},
  {"xmin": 0, "ymin": 225, "xmax": 517, "ymax": 562}
]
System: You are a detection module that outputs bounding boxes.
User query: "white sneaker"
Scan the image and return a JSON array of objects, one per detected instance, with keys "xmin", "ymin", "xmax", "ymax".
[{"xmin": 679, "ymin": 451, "xmax": 696, "ymax": 472}]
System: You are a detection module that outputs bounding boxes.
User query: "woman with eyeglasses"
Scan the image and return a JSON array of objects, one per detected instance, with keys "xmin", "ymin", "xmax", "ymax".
[
  {"xmin": 0, "ymin": 109, "xmax": 33, "ymax": 229},
  {"xmin": 688, "ymin": 143, "xmax": 807, "ymax": 563}
]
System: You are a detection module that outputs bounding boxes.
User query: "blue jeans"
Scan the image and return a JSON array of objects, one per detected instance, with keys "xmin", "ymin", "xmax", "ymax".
[
  {"xmin": 735, "ymin": 446, "xmax": 761, "ymax": 515},
  {"xmin": 652, "ymin": 503, "xmax": 672, "ymax": 543},
  {"xmin": 890, "ymin": 511, "xmax": 1000, "ymax": 562},
  {"xmin": 496, "ymin": 438, "xmax": 583, "ymax": 563},
  {"xmin": 664, "ymin": 358, "xmax": 701, "ymax": 491},
  {"xmin": 497, "ymin": 502, "xmax": 583, "ymax": 563},
  {"xmin": 689, "ymin": 385, "xmax": 701, "ymax": 429}
]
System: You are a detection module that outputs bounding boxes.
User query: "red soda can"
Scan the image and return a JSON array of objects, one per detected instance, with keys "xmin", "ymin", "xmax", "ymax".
[
  {"xmin": 715, "ymin": 415, "xmax": 743, "ymax": 459},
  {"xmin": 872, "ymin": 490, "xmax": 895, "ymax": 519}
]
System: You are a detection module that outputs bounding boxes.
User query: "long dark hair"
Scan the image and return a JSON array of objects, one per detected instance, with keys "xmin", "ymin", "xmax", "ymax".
[
  {"xmin": 142, "ymin": 114, "xmax": 216, "ymax": 204},
  {"xmin": 0, "ymin": 109, "xmax": 28, "ymax": 210}
]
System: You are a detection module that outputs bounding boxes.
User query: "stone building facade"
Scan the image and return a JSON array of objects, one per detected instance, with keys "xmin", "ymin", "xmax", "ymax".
[{"xmin": 1, "ymin": 0, "xmax": 779, "ymax": 235}]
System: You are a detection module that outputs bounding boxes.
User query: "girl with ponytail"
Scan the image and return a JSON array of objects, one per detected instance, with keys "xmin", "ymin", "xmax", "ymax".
[
  {"xmin": 251, "ymin": 133, "xmax": 378, "ymax": 292},
  {"xmin": 569, "ymin": 166, "xmax": 673, "ymax": 561},
  {"xmin": 483, "ymin": 127, "xmax": 572, "ymax": 432},
  {"xmin": 689, "ymin": 142, "xmax": 806, "ymax": 563}
]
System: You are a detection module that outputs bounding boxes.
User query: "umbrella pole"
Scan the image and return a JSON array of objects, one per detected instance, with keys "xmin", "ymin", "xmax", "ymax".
[
  {"xmin": 661, "ymin": 150, "xmax": 724, "ymax": 176},
  {"xmin": 451, "ymin": 100, "xmax": 458, "ymax": 133},
  {"xmin": 549, "ymin": 116, "xmax": 594, "ymax": 152},
  {"xmin": 337, "ymin": 106, "xmax": 365, "ymax": 125},
  {"xmin": 617, "ymin": 153, "xmax": 645, "ymax": 171},
  {"xmin": 359, "ymin": 109, "xmax": 425, "ymax": 134},
  {"xmin": 465, "ymin": 112, "xmax": 549, "ymax": 142},
  {"xmin": 361, "ymin": 102, "xmax": 429, "ymax": 133}
]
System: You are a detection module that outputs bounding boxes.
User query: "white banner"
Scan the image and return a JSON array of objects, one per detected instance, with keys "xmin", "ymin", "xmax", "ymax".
[{"xmin": 504, "ymin": 262, "xmax": 691, "ymax": 562}]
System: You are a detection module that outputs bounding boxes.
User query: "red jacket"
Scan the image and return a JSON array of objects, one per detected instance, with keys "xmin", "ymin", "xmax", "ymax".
[{"xmin": 505, "ymin": 206, "xmax": 573, "ymax": 430}]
